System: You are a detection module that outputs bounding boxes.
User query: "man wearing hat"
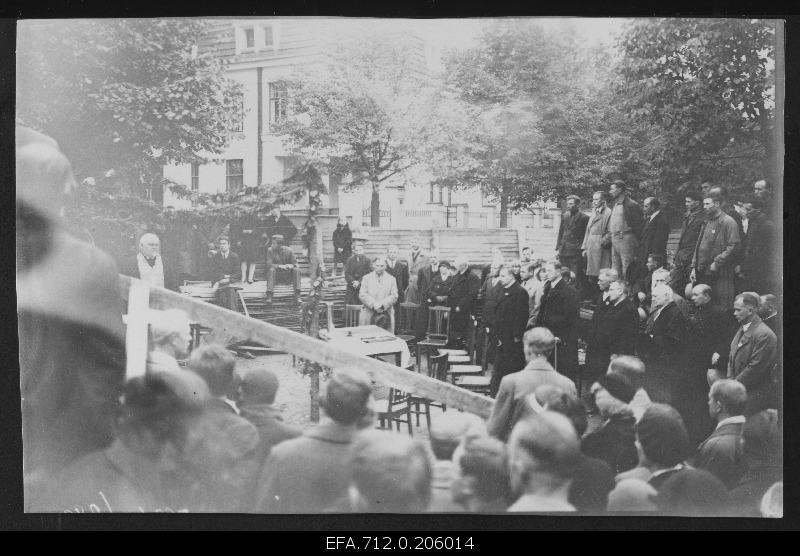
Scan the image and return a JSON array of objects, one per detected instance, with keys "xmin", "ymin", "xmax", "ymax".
[
  {"xmin": 358, "ymin": 256, "xmax": 399, "ymax": 332},
  {"xmin": 17, "ymin": 127, "xmax": 128, "ymax": 509},
  {"xmin": 582, "ymin": 373, "xmax": 638, "ymax": 475},
  {"xmin": 344, "ymin": 239, "xmax": 372, "ymax": 306},
  {"xmin": 264, "ymin": 233, "xmax": 302, "ymax": 305}
]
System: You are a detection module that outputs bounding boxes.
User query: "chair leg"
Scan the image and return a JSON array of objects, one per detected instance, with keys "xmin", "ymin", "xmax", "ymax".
[
  {"xmin": 406, "ymin": 407, "xmax": 413, "ymax": 436},
  {"xmin": 425, "ymin": 403, "xmax": 431, "ymax": 430}
]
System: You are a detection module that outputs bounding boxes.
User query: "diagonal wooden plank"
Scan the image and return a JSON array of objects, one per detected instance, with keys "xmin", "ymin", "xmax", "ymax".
[{"xmin": 120, "ymin": 275, "xmax": 495, "ymax": 419}]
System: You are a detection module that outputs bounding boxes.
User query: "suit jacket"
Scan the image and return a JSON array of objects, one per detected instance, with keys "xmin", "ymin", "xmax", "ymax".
[
  {"xmin": 385, "ymin": 259, "xmax": 409, "ymax": 303},
  {"xmin": 344, "ymin": 254, "xmax": 372, "ymax": 303},
  {"xmin": 694, "ymin": 421, "xmax": 745, "ymax": 489},
  {"xmin": 254, "ymin": 421, "xmax": 358, "ymax": 513},
  {"xmin": 581, "ymin": 414, "xmax": 639, "ymax": 475},
  {"xmin": 448, "ymin": 268, "xmax": 481, "ymax": 334},
  {"xmin": 265, "ymin": 245, "xmax": 297, "ymax": 269},
  {"xmin": 492, "ymin": 282, "xmax": 529, "ymax": 374},
  {"xmin": 688, "ymin": 303, "xmax": 737, "ymax": 370},
  {"xmin": 416, "ymin": 265, "xmax": 439, "ymax": 305},
  {"xmin": 479, "ymin": 276, "xmax": 505, "ymax": 328},
  {"xmin": 239, "ymin": 403, "xmax": 302, "ymax": 460},
  {"xmin": 673, "ymin": 207, "xmax": 705, "ymax": 268},
  {"xmin": 557, "ymin": 210, "xmax": 590, "ymax": 258},
  {"xmin": 487, "ymin": 358, "xmax": 577, "ymax": 442},
  {"xmin": 641, "ymin": 302, "xmax": 688, "ymax": 368},
  {"xmin": 740, "ymin": 211, "xmax": 777, "ymax": 282},
  {"xmin": 211, "ymin": 250, "xmax": 241, "ymax": 284},
  {"xmin": 581, "ymin": 206, "xmax": 612, "ymax": 276},
  {"xmin": 610, "ymin": 194, "xmax": 645, "ymax": 241},
  {"xmin": 727, "ymin": 316, "xmax": 777, "ymax": 407},
  {"xmin": 405, "ymin": 250, "xmax": 429, "ymax": 302},
  {"xmin": 121, "ymin": 255, "xmax": 179, "ymax": 291},
  {"xmin": 639, "ymin": 211, "xmax": 670, "ymax": 263},
  {"xmin": 332, "ymin": 224, "xmax": 353, "ymax": 261},
  {"xmin": 587, "ymin": 297, "xmax": 639, "ymax": 364},
  {"xmin": 535, "ymin": 279, "xmax": 580, "ymax": 376}
]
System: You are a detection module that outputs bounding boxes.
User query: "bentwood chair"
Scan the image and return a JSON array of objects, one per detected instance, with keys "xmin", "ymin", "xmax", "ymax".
[
  {"xmin": 408, "ymin": 351, "xmax": 449, "ymax": 429},
  {"xmin": 375, "ymin": 387, "xmax": 414, "ymax": 435},
  {"xmin": 415, "ymin": 306, "xmax": 451, "ymax": 376}
]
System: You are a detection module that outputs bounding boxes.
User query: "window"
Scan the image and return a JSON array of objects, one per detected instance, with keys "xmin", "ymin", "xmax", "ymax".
[
  {"xmin": 269, "ymin": 82, "xmax": 287, "ymax": 128},
  {"xmin": 429, "ymin": 183, "xmax": 444, "ymax": 204},
  {"xmin": 264, "ymin": 25, "xmax": 274, "ymax": 47},
  {"xmin": 245, "ymin": 28, "xmax": 255, "ymax": 49},
  {"xmin": 226, "ymin": 159, "xmax": 244, "ymax": 193},
  {"xmin": 191, "ymin": 162, "xmax": 200, "ymax": 191},
  {"xmin": 229, "ymin": 99, "xmax": 244, "ymax": 132}
]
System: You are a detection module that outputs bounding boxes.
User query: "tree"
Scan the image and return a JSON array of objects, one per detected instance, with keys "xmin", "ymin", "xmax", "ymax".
[
  {"xmin": 16, "ymin": 18, "xmax": 243, "ymax": 194},
  {"xmin": 274, "ymin": 27, "xmax": 439, "ymax": 226},
  {"xmin": 616, "ymin": 18, "xmax": 778, "ymax": 195}
]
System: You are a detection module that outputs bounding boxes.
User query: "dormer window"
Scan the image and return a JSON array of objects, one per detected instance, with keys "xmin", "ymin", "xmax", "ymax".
[
  {"xmin": 245, "ymin": 28, "xmax": 255, "ymax": 49},
  {"xmin": 264, "ymin": 25, "xmax": 274, "ymax": 47},
  {"xmin": 235, "ymin": 21, "xmax": 281, "ymax": 55}
]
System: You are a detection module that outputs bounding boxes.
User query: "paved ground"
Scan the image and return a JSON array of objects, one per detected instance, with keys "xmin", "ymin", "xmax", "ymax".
[{"xmin": 233, "ymin": 352, "xmax": 601, "ymax": 441}]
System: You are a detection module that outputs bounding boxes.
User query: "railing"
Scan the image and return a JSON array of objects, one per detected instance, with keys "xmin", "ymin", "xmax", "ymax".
[{"xmin": 362, "ymin": 208, "xmax": 392, "ymax": 227}]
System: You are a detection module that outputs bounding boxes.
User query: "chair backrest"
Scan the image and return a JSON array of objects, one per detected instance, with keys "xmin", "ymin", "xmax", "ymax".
[
  {"xmin": 345, "ymin": 304, "xmax": 362, "ymax": 328},
  {"xmin": 398, "ymin": 302, "xmax": 419, "ymax": 335},
  {"xmin": 429, "ymin": 352, "xmax": 450, "ymax": 383},
  {"xmin": 323, "ymin": 301, "xmax": 335, "ymax": 332},
  {"xmin": 427, "ymin": 305, "xmax": 451, "ymax": 339}
]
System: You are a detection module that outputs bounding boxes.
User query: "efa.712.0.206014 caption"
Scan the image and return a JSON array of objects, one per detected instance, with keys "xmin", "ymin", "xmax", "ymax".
[{"xmin": 326, "ymin": 537, "xmax": 475, "ymax": 550}]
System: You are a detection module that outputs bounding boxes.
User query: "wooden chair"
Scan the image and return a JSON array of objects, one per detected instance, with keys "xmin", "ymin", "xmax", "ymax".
[
  {"xmin": 415, "ymin": 306, "xmax": 451, "ymax": 376},
  {"xmin": 396, "ymin": 302, "xmax": 419, "ymax": 343},
  {"xmin": 375, "ymin": 387, "xmax": 414, "ymax": 435},
  {"xmin": 408, "ymin": 352, "xmax": 449, "ymax": 428},
  {"xmin": 455, "ymin": 374, "xmax": 491, "ymax": 396},
  {"xmin": 345, "ymin": 304, "xmax": 362, "ymax": 328}
]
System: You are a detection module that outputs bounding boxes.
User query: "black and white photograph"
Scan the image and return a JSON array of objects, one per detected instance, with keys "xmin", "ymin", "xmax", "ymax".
[{"xmin": 15, "ymin": 16, "xmax": 784, "ymax": 520}]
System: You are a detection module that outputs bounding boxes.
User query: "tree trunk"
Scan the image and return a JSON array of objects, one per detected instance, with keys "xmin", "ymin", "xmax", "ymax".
[
  {"xmin": 307, "ymin": 193, "xmax": 324, "ymax": 423},
  {"xmin": 499, "ymin": 180, "xmax": 510, "ymax": 228},
  {"xmin": 370, "ymin": 183, "xmax": 381, "ymax": 227}
]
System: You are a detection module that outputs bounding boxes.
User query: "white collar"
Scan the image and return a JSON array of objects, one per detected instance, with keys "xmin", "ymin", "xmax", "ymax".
[
  {"xmin": 742, "ymin": 321, "xmax": 752, "ymax": 332},
  {"xmin": 649, "ymin": 210, "xmax": 661, "ymax": 222},
  {"xmin": 550, "ymin": 277, "xmax": 562, "ymax": 288},
  {"xmin": 650, "ymin": 463, "xmax": 686, "ymax": 479},
  {"xmin": 717, "ymin": 415, "xmax": 746, "ymax": 429}
]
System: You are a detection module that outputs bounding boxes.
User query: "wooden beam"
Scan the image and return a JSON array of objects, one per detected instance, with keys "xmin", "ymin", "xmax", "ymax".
[
  {"xmin": 124, "ymin": 280, "xmax": 150, "ymax": 380},
  {"xmin": 119, "ymin": 275, "xmax": 495, "ymax": 418}
]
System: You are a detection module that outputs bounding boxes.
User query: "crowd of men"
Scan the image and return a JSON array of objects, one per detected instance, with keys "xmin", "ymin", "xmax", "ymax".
[{"xmin": 18, "ymin": 123, "xmax": 781, "ymax": 516}]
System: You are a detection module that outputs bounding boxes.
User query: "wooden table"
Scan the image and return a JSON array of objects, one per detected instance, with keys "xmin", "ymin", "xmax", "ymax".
[{"xmin": 322, "ymin": 325, "xmax": 411, "ymax": 368}]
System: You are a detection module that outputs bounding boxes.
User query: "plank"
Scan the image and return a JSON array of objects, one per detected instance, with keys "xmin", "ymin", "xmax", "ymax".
[
  {"xmin": 120, "ymin": 275, "xmax": 495, "ymax": 418},
  {"xmin": 124, "ymin": 280, "xmax": 150, "ymax": 380}
]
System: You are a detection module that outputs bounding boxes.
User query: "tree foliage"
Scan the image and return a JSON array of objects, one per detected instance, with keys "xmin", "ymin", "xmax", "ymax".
[
  {"xmin": 16, "ymin": 18, "xmax": 244, "ymax": 190},
  {"xmin": 616, "ymin": 18, "xmax": 777, "ymax": 195},
  {"xmin": 274, "ymin": 26, "xmax": 440, "ymax": 226}
]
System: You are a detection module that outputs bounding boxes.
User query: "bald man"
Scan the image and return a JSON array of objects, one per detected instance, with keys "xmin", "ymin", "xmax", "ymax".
[{"xmin": 122, "ymin": 232, "xmax": 179, "ymax": 291}]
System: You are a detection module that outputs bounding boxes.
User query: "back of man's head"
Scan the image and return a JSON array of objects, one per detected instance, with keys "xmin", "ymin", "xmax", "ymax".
[
  {"xmin": 710, "ymin": 379, "xmax": 747, "ymax": 417},
  {"xmin": 16, "ymin": 129, "xmax": 76, "ymax": 221},
  {"xmin": 509, "ymin": 411, "xmax": 580, "ymax": 493},
  {"xmin": 635, "ymin": 404, "xmax": 690, "ymax": 468},
  {"xmin": 742, "ymin": 410, "xmax": 781, "ymax": 466},
  {"xmin": 351, "ymin": 430, "xmax": 433, "ymax": 512},
  {"xmin": 523, "ymin": 327, "xmax": 556, "ymax": 358},
  {"xmin": 120, "ymin": 370, "xmax": 209, "ymax": 445},
  {"xmin": 608, "ymin": 355, "xmax": 646, "ymax": 392},
  {"xmin": 429, "ymin": 413, "xmax": 473, "ymax": 461},
  {"xmin": 238, "ymin": 367, "xmax": 280, "ymax": 406},
  {"xmin": 188, "ymin": 344, "xmax": 236, "ymax": 397},
  {"xmin": 456, "ymin": 435, "xmax": 511, "ymax": 506},
  {"xmin": 656, "ymin": 468, "xmax": 732, "ymax": 517},
  {"xmin": 320, "ymin": 368, "xmax": 372, "ymax": 426},
  {"xmin": 760, "ymin": 294, "xmax": 778, "ymax": 316}
]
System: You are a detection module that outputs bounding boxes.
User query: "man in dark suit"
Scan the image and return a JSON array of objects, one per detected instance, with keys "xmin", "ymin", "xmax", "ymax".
[
  {"xmin": 121, "ymin": 232, "xmax": 179, "ymax": 291},
  {"xmin": 669, "ymin": 190, "xmax": 705, "ymax": 295},
  {"xmin": 693, "ymin": 379, "xmax": 747, "ymax": 489},
  {"xmin": 448, "ymin": 256, "xmax": 481, "ymax": 349},
  {"xmin": 237, "ymin": 367, "xmax": 302, "ymax": 460},
  {"xmin": 557, "ymin": 195, "xmax": 589, "ymax": 299},
  {"xmin": 638, "ymin": 197, "xmax": 670, "ymax": 270},
  {"xmin": 728, "ymin": 292, "xmax": 778, "ymax": 415},
  {"xmin": 640, "ymin": 284, "xmax": 689, "ymax": 405},
  {"xmin": 343, "ymin": 239, "xmax": 372, "ymax": 306},
  {"xmin": 385, "ymin": 244, "xmax": 409, "ymax": 303},
  {"xmin": 489, "ymin": 265, "xmax": 530, "ymax": 396},
  {"xmin": 736, "ymin": 199, "xmax": 777, "ymax": 295},
  {"xmin": 265, "ymin": 234, "xmax": 302, "ymax": 305},
  {"xmin": 478, "ymin": 260, "xmax": 504, "ymax": 370},
  {"xmin": 254, "ymin": 368, "xmax": 374, "ymax": 513},
  {"xmin": 263, "ymin": 206, "xmax": 298, "ymax": 245},
  {"xmin": 534, "ymin": 260, "xmax": 580, "ymax": 381},
  {"xmin": 585, "ymin": 279, "xmax": 639, "ymax": 384},
  {"xmin": 210, "ymin": 236, "xmax": 242, "ymax": 309},
  {"xmin": 415, "ymin": 251, "xmax": 440, "ymax": 338}
]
